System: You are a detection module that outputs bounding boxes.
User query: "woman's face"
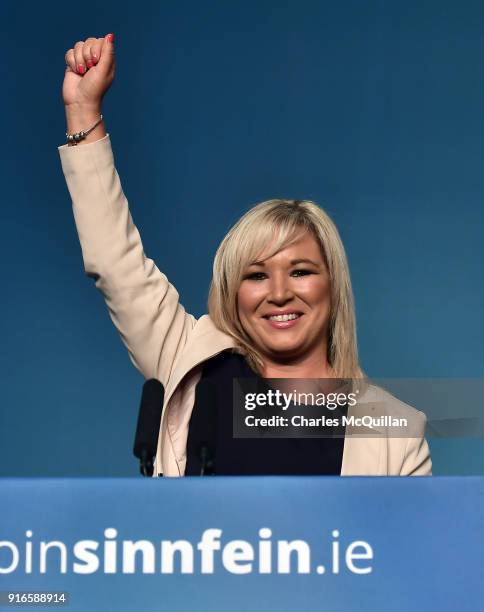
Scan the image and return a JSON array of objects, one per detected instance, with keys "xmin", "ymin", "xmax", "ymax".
[{"xmin": 237, "ymin": 231, "xmax": 331, "ymax": 363}]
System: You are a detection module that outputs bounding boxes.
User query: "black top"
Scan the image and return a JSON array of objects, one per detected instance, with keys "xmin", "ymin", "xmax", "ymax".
[{"xmin": 186, "ymin": 350, "xmax": 347, "ymax": 476}]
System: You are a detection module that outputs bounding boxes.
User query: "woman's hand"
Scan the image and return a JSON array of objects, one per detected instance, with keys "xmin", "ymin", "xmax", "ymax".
[
  {"xmin": 62, "ymin": 34, "xmax": 115, "ymax": 143},
  {"xmin": 63, "ymin": 34, "xmax": 115, "ymax": 107}
]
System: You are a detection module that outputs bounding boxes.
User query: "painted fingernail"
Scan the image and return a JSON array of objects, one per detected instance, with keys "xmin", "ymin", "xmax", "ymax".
[
  {"xmin": 107, "ymin": 33, "xmax": 115, "ymax": 43},
  {"xmin": 86, "ymin": 59, "xmax": 94, "ymax": 68},
  {"xmin": 92, "ymin": 54, "xmax": 98, "ymax": 64},
  {"xmin": 78, "ymin": 64, "xmax": 85, "ymax": 74}
]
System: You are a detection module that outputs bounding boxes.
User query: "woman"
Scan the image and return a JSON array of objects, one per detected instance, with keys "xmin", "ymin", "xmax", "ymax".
[{"xmin": 59, "ymin": 34, "xmax": 431, "ymax": 476}]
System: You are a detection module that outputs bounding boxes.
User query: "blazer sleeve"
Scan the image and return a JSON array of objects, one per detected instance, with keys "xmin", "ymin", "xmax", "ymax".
[
  {"xmin": 58, "ymin": 134, "xmax": 196, "ymax": 387},
  {"xmin": 400, "ymin": 411, "xmax": 432, "ymax": 476}
]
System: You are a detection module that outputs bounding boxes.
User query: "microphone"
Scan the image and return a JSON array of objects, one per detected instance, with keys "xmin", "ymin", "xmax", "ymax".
[
  {"xmin": 133, "ymin": 379, "xmax": 164, "ymax": 477},
  {"xmin": 187, "ymin": 378, "xmax": 217, "ymax": 475}
]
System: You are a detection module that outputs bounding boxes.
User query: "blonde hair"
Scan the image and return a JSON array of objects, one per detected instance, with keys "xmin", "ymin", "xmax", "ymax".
[{"xmin": 208, "ymin": 199, "xmax": 363, "ymax": 377}]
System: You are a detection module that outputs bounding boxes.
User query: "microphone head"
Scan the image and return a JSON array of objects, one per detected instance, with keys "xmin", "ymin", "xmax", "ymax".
[{"xmin": 133, "ymin": 379, "xmax": 164, "ymax": 460}]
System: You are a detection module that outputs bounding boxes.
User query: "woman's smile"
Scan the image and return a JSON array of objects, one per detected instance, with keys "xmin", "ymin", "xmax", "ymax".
[{"xmin": 263, "ymin": 310, "xmax": 304, "ymax": 329}]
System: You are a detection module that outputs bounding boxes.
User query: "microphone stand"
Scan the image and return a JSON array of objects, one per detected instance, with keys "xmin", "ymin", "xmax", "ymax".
[{"xmin": 200, "ymin": 445, "xmax": 215, "ymax": 476}]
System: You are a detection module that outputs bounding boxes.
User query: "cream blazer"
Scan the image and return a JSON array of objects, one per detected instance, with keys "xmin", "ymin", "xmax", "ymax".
[{"xmin": 58, "ymin": 134, "xmax": 432, "ymax": 477}]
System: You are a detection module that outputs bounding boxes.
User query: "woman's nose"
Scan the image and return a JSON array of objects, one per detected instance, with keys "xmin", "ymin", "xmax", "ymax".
[{"xmin": 267, "ymin": 275, "xmax": 294, "ymax": 305}]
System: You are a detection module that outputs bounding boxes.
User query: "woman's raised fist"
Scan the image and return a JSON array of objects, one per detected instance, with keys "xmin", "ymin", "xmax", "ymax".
[{"xmin": 63, "ymin": 34, "xmax": 115, "ymax": 108}]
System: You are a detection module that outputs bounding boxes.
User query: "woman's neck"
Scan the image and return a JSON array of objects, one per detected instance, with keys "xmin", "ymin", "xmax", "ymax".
[{"xmin": 261, "ymin": 351, "xmax": 334, "ymax": 379}]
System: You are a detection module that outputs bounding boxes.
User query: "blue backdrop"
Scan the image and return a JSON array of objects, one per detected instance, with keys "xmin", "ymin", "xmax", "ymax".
[{"xmin": 1, "ymin": 0, "xmax": 483, "ymax": 475}]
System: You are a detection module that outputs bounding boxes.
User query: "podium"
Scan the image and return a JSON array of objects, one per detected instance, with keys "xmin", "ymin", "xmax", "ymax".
[{"xmin": 0, "ymin": 477, "xmax": 483, "ymax": 611}]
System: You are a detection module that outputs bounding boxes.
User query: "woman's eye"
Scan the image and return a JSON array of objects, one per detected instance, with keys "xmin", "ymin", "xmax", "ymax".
[
  {"xmin": 291, "ymin": 269, "xmax": 312, "ymax": 277},
  {"xmin": 245, "ymin": 272, "xmax": 267, "ymax": 281}
]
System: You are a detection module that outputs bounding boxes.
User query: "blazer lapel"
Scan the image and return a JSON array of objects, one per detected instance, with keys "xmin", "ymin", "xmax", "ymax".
[
  {"xmin": 341, "ymin": 435, "xmax": 384, "ymax": 475},
  {"xmin": 163, "ymin": 315, "xmax": 237, "ymax": 411},
  {"xmin": 340, "ymin": 390, "xmax": 385, "ymax": 475}
]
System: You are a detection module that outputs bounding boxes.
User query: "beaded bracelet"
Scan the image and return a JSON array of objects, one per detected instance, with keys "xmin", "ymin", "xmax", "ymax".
[{"xmin": 66, "ymin": 114, "xmax": 103, "ymax": 146}]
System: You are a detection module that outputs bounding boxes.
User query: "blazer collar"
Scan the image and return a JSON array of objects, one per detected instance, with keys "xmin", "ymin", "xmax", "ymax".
[{"xmin": 164, "ymin": 315, "xmax": 237, "ymax": 406}]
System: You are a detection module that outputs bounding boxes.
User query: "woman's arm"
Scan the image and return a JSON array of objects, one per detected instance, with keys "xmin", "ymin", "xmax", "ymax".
[{"xmin": 59, "ymin": 35, "xmax": 196, "ymax": 386}]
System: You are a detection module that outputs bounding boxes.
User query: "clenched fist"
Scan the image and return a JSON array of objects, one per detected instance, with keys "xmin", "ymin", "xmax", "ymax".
[{"xmin": 63, "ymin": 34, "xmax": 115, "ymax": 108}]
